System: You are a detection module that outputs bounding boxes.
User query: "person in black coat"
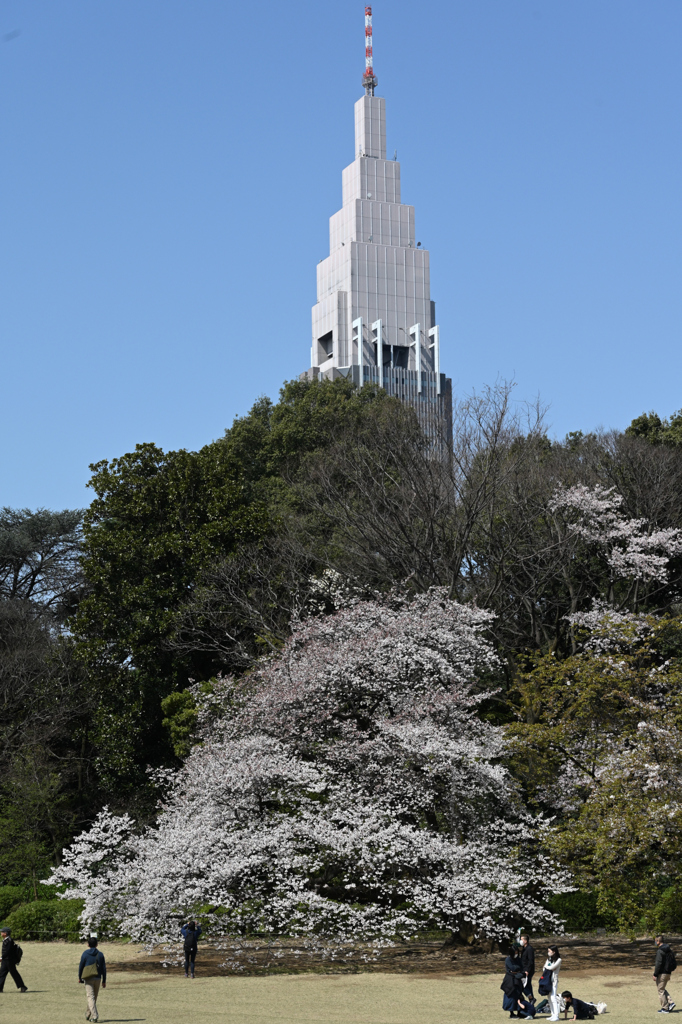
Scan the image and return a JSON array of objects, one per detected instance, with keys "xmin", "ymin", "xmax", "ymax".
[
  {"xmin": 520, "ymin": 935, "xmax": 536, "ymax": 1001},
  {"xmin": 501, "ymin": 944, "xmax": 526, "ymax": 1018},
  {"xmin": 0, "ymin": 927, "xmax": 27, "ymax": 993}
]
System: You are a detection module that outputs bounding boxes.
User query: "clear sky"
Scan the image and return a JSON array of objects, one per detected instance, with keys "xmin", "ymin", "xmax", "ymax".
[{"xmin": 2, "ymin": 0, "xmax": 681, "ymax": 510}]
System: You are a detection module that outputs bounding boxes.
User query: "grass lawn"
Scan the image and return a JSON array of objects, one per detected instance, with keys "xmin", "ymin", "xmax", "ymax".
[{"xmin": 0, "ymin": 942, "xmax": 670, "ymax": 1024}]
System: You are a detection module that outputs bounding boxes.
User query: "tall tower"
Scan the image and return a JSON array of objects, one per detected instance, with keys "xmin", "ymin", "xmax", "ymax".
[{"xmin": 304, "ymin": 6, "xmax": 452, "ymax": 438}]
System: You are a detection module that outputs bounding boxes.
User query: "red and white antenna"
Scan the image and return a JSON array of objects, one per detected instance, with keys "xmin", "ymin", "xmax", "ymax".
[{"xmin": 362, "ymin": 6, "xmax": 378, "ymax": 95}]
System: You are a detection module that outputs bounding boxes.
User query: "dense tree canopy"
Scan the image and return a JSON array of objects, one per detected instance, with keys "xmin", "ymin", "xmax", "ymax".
[
  {"xmin": 507, "ymin": 610, "xmax": 682, "ymax": 931},
  {"xmin": 70, "ymin": 379, "xmax": 391, "ymax": 788},
  {"xmin": 0, "ymin": 509, "xmax": 88, "ymax": 893},
  {"xmin": 4, "ymin": 386, "xmax": 682, "ymax": 940}
]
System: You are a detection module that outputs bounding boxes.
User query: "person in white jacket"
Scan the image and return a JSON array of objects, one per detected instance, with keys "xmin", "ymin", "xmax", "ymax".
[{"xmin": 543, "ymin": 945, "xmax": 562, "ymax": 1021}]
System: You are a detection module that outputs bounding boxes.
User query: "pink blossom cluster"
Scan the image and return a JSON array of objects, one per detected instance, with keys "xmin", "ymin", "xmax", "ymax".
[
  {"xmin": 549, "ymin": 484, "xmax": 682, "ymax": 582},
  {"xmin": 566, "ymin": 601, "xmax": 652, "ymax": 653}
]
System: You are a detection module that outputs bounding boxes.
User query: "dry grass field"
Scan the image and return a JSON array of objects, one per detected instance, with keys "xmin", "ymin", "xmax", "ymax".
[{"xmin": 0, "ymin": 941, "xmax": 671, "ymax": 1024}]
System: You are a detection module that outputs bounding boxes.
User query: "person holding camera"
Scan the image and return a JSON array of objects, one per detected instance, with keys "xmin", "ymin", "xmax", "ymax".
[{"xmin": 181, "ymin": 920, "xmax": 202, "ymax": 978}]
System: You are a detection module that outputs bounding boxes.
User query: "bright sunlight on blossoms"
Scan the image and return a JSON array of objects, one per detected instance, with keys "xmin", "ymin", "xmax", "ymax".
[{"xmin": 48, "ymin": 590, "xmax": 570, "ymax": 944}]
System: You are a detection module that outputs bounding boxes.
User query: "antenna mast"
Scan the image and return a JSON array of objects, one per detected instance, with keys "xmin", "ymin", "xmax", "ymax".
[{"xmin": 362, "ymin": 6, "xmax": 378, "ymax": 95}]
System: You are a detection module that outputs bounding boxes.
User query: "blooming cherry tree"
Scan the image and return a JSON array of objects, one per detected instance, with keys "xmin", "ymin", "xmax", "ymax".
[
  {"xmin": 549, "ymin": 484, "xmax": 682, "ymax": 584},
  {"xmin": 49, "ymin": 591, "xmax": 569, "ymax": 943}
]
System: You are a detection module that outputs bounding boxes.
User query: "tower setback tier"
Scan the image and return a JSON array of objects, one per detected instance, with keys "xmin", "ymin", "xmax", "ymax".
[{"xmin": 304, "ymin": 87, "xmax": 452, "ymax": 440}]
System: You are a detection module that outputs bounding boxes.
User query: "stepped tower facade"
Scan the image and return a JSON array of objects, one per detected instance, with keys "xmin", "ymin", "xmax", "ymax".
[{"xmin": 303, "ymin": 7, "xmax": 452, "ymax": 439}]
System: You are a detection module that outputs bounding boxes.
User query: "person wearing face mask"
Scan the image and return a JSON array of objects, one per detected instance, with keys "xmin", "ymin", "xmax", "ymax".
[
  {"xmin": 542, "ymin": 945, "xmax": 562, "ymax": 1022},
  {"xmin": 501, "ymin": 942, "xmax": 527, "ymax": 1018},
  {"xmin": 520, "ymin": 934, "xmax": 535, "ymax": 1002}
]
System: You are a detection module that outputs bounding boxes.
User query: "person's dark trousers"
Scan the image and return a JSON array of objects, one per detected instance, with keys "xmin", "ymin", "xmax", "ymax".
[
  {"xmin": 523, "ymin": 974, "xmax": 534, "ymax": 1001},
  {"xmin": 0, "ymin": 957, "xmax": 25, "ymax": 991},
  {"xmin": 184, "ymin": 950, "xmax": 196, "ymax": 977}
]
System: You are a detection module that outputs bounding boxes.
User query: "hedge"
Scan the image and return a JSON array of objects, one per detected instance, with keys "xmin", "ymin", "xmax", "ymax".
[{"xmin": 4, "ymin": 899, "xmax": 84, "ymax": 941}]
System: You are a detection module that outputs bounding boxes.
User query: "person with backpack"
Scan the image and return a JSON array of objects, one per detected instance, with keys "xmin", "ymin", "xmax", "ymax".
[
  {"xmin": 0, "ymin": 926, "xmax": 27, "ymax": 993},
  {"xmin": 654, "ymin": 935, "xmax": 677, "ymax": 1013},
  {"xmin": 181, "ymin": 920, "xmax": 202, "ymax": 978},
  {"xmin": 78, "ymin": 935, "xmax": 106, "ymax": 1022}
]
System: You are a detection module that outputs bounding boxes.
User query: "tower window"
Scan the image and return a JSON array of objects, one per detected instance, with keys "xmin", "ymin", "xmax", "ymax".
[
  {"xmin": 393, "ymin": 347, "xmax": 409, "ymax": 370},
  {"xmin": 318, "ymin": 331, "xmax": 333, "ymax": 362}
]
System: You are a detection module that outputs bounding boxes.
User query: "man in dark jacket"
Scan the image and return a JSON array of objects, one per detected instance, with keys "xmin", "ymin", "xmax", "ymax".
[
  {"xmin": 0, "ymin": 927, "xmax": 27, "ymax": 993},
  {"xmin": 520, "ymin": 935, "xmax": 536, "ymax": 1001},
  {"xmin": 654, "ymin": 935, "xmax": 676, "ymax": 1013}
]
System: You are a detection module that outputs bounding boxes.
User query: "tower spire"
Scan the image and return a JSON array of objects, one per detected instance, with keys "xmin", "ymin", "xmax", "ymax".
[{"xmin": 362, "ymin": 6, "xmax": 378, "ymax": 95}]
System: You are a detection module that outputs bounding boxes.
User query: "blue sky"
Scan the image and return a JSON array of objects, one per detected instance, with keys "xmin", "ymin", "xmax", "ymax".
[{"xmin": 2, "ymin": 0, "xmax": 681, "ymax": 510}]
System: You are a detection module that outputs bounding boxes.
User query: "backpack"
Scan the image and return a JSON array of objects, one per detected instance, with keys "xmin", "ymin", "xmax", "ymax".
[
  {"xmin": 12, "ymin": 943, "xmax": 23, "ymax": 965},
  {"xmin": 538, "ymin": 970, "xmax": 553, "ymax": 996},
  {"xmin": 183, "ymin": 929, "xmax": 198, "ymax": 953},
  {"xmin": 666, "ymin": 948, "xmax": 677, "ymax": 974}
]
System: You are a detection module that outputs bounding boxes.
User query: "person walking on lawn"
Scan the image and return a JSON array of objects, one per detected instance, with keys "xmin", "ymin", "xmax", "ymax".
[
  {"xmin": 181, "ymin": 920, "xmax": 202, "ymax": 978},
  {"xmin": 520, "ymin": 934, "xmax": 536, "ymax": 1002},
  {"xmin": 654, "ymin": 935, "xmax": 677, "ymax": 1014},
  {"xmin": 78, "ymin": 935, "xmax": 106, "ymax": 1022},
  {"xmin": 0, "ymin": 926, "xmax": 27, "ymax": 993}
]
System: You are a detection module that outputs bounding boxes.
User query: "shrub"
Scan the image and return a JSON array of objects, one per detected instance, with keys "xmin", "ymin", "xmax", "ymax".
[
  {"xmin": 5, "ymin": 899, "xmax": 84, "ymax": 941},
  {"xmin": 0, "ymin": 886, "xmax": 25, "ymax": 922}
]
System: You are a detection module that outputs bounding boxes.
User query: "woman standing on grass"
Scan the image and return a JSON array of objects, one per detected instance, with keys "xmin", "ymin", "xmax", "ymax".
[
  {"xmin": 78, "ymin": 935, "xmax": 106, "ymax": 1023},
  {"xmin": 543, "ymin": 945, "xmax": 562, "ymax": 1022}
]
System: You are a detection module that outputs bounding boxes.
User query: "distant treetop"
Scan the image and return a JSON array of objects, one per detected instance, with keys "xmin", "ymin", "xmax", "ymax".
[{"xmin": 626, "ymin": 408, "xmax": 682, "ymax": 446}]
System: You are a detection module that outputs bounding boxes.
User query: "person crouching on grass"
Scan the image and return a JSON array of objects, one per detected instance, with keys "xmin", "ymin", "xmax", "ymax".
[
  {"xmin": 561, "ymin": 991, "xmax": 601, "ymax": 1020},
  {"xmin": 78, "ymin": 935, "xmax": 106, "ymax": 1022}
]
